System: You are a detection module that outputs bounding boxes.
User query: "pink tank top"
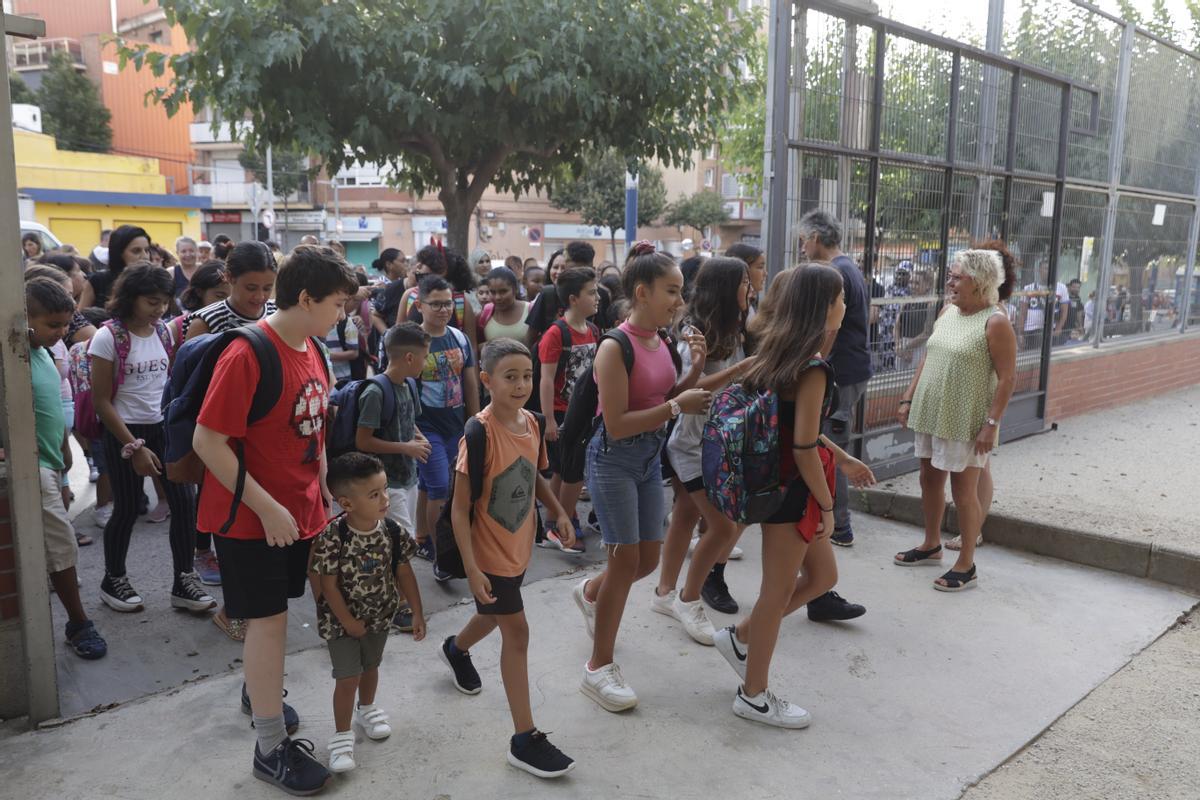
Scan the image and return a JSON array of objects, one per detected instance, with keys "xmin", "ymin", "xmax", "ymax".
[{"xmin": 598, "ymin": 321, "xmax": 676, "ymax": 414}]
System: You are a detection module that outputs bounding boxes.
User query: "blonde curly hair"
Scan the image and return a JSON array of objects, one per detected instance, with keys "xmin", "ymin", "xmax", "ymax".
[{"xmin": 955, "ymin": 249, "xmax": 1004, "ymax": 305}]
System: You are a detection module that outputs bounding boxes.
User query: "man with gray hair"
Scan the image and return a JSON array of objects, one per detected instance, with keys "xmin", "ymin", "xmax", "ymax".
[
  {"xmin": 797, "ymin": 208, "xmax": 871, "ymax": 622},
  {"xmin": 173, "ymin": 235, "xmax": 199, "ymax": 301}
]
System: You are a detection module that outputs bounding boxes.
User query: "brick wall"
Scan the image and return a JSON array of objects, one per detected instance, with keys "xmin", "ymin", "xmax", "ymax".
[
  {"xmin": 1045, "ymin": 332, "xmax": 1200, "ymax": 423},
  {"xmin": 0, "ymin": 478, "xmax": 16, "ymax": 621}
]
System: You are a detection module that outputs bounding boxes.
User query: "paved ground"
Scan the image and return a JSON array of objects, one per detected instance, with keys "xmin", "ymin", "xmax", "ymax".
[
  {"xmin": 7, "ymin": 515, "xmax": 1195, "ymax": 800},
  {"xmin": 878, "ymin": 384, "xmax": 1200, "ymax": 553}
]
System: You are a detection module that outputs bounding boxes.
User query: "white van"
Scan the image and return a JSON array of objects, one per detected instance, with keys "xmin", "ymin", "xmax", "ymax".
[{"xmin": 20, "ymin": 220, "xmax": 63, "ymax": 254}]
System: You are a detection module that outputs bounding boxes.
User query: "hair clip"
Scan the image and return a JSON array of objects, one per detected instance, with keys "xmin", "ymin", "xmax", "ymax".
[{"xmin": 632, "ymin": 240, "xmax": 656, "ymax": 256}]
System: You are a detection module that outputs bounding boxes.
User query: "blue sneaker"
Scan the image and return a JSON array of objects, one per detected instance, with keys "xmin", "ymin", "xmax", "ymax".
[
  {"xmin": 572, "ymin": 516, "xmax": 583, "ymax": 541},
  {"xmin": 194, "ymin": 549, "xmax": 221, "ymax": 586},
  {"xmin": 252, "ymin": 737, "xmax": 330, "ymax": 796},
  {"xmin": 432, "ymin": 562, "xmax": 454, "ymax": 583},
  {"xmin": 242, "ymin": 683, "xmax": 300, "ymax": 735},
  {"xmin": 831, "ymin": 529, "xmax": 854, "ymax": 547},
  {"xmin": 415, "ymin": 539, "xmax": 435, "ymax": 562}
]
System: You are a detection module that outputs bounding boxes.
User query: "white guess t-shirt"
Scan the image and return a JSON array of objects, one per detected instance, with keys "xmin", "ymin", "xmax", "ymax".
[{"xmin": 88, "ymin": 325, "xmax": 170, "ymax": 424}]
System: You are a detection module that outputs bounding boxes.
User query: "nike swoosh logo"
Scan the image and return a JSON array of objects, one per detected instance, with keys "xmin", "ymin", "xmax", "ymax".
[
  {"xmin": 739, "ymin": 693, "xmax": 770, "ymax": 714},
  {"xmin": 729, "ymin": 634, "xmax": 746, "ymax": 661}
]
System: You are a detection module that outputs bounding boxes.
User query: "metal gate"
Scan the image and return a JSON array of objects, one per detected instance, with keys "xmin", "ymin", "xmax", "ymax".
[{"xmin": 763, "ymin": 1, "xmax": 1107, "ymax": 478}]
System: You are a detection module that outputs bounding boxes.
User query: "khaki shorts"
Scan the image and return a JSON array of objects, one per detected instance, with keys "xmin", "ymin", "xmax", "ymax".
[
  {"xmin": 387, "ymin": 485, "xmax": 419, "ymax": 538},
  {"xmin": 40, "ymin": 467, "xmax": 77, "ymax": 573},
  {"xmin": 327, "ymin": 630, "xmax": 389, "ymax": 679}
]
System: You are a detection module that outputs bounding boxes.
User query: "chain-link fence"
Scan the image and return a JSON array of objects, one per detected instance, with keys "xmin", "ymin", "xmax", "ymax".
[{"xmin": 766, "ymin": 0, "xmax": 1200, "ymax": 476}]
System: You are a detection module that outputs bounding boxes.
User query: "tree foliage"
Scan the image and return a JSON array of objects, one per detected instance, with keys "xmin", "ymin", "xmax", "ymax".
[
  {"xmin": 38, "ymin": 52, "xmax": 112, "ymax": 153},
  {"xmin": 237, "ymin": 145, "xmax": 315, "ymax": 199},
  {"xmin": 719, "ymin": 35, "xmax": 767, "ymax": 201},
  {"xmin": 551, "ymin": 149, "xmax": 667, "ymax": 238},
  {"xmin": 664, "ymin": 190, "xmax": 731, "ymax": 239},
  {"xmin": 123, "ymin": 0, "xmax": 756, "ymax": 253},
  {"xmin": 9, "ymin": 75, "xmax": 36, "ymax": 105}
]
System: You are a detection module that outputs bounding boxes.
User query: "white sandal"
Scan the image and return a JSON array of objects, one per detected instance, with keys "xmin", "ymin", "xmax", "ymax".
[
  {"xmin": 945, "ymin": 534, "xmax": 983, "ymax": 551},
  {"xmin": 354, "ymin": 704, "xmax": 392, "ymax": 740},
  {"xmin": 328, "ymin": 731, "xmax": 356, "ymax": 773}
]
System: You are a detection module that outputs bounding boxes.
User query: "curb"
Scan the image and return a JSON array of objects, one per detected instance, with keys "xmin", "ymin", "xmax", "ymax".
[{"xmin": 851, "ymin": 489, "xmax": 1200, "ymax": 594}]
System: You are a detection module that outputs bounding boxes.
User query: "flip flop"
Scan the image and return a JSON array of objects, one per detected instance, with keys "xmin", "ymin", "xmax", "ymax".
[
  {"xmin": 946, "ymin": 534, "xmax": 983, "ymax": 551},
  {"xmin": 934, "ymin": 564, "xmax": 978, "ymax": 592},
  {"xmin": 894, "ymin": 545, "xmax": 942, "ymax": 566},
  {"xmin": 213, "ymin": 612, "xmax": 247, "ymax": 642},
  {"xmin": 75, "ymin": 532, "xmax": 94, "ymax": 546}
]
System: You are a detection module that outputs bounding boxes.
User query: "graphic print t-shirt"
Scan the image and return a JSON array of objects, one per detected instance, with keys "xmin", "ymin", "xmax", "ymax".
[
  {"xmin": 455, "ymin": 407, "xmax": 548, "ymax": 577},
  {"xmin": 416, "ymin": 328, "xmax": 474, "ymax": 440},
  {"xmin": 357, "ymin": 378, "xmax": 421, "ymax": 489},
  {"xmin": 197, "ymin": 320, "xmax": 330, "ymax": 540},
  {"xmin": 537, "ymin": 321, "xmax": 598, "ymax": 412},
  {"xmin": 87, "ymin": 324, "xmax": 170, "ymax": 424}
]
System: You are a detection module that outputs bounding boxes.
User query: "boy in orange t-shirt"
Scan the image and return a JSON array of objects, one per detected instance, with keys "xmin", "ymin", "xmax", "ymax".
[{"xmin": 438, "ymin": 337, "xmax": 577, "ymax": 779}]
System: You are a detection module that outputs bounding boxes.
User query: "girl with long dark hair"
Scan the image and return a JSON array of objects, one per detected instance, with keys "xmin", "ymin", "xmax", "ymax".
[{"xmin": 79, "ymin": 225, "xmax": 151, "ymax": 310}]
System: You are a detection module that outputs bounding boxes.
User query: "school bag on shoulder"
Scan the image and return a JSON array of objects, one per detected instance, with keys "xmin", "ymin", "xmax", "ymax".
[
  {"xmin": 527, "ymin": 317, "xmax": 600, "ymax": 414},
  {"xmin": 160, "ymin": 325, "xmax": 329, "ymax": 532},
  {"xmin": 309, "ymin": 516, "xmax": 415, "ymax": 605},
  {"xmin": 701, "ymin": 359, "xmax": 834, "ymax": 524},
  {"xmin": 69, "ymin": 340, "xmax": 103, "ymax": 441},
  {"xmin": 557, "ymin": 327, "xmax": 681, "ymax": 484},
  {"xmin": 434, "ymin": 411, "xmax": 546, "ymax": 580},
  {"xmin": 326, "ymin": 374, "xmax": 419, "ymax": 458}
]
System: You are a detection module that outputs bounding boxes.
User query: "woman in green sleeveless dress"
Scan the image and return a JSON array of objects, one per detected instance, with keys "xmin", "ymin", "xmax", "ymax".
[{"xmin": 893, "ymin": 250, "xmax": 1017, "ymax": 591}]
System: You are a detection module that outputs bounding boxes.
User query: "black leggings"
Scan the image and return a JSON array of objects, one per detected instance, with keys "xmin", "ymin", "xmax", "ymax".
[{"xmin": 102, "ymin": 424, "xmax": 197, "ymax": 578}]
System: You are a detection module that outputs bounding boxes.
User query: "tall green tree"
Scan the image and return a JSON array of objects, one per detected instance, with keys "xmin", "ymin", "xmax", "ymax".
[
  {"xmin": 9, "ymin": 74, "xmax": 36, "ymax": 105},
  {"xmin": 38, "ymin": 52, "xmax": 112, "ymax": 153},
  {"xmin": 664, "ymin": 190, "xmax": 731, "ymax": 244},
  {"xmin": 551, "ymin": 149, "xmax": 667, "ymax": 263},
  {"xmin": 123, "ymin": 0, "xmax": 755, "ymax": 254}
]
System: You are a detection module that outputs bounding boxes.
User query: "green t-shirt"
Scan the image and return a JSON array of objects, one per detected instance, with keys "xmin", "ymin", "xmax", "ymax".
[
  {"xmin": 357, "ymin": 378, "xmax": 421, "ymax": 489},
  {"xmin": 32, "ymin": 346, "xmax": 65, "ymax": 471}
]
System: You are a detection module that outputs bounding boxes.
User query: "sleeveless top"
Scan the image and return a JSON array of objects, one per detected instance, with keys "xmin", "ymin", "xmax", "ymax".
[
  {"xmin": 908, "ymin": 305, "xmax": 1006, "ymax": 442},
  {"xmin": 600, "ymin": 321, "xmax": 676, "ymax": 414},
  {"xmin": 187, "ymin": 297, "xmax": 277, "ymax": 338},
  {"xmin": 483, "ymin": 301, "xmax": 530, "ymax": 342},
  {"xmin": 778, "ymin": 358, "xmax": 838, "ymax": 482}
]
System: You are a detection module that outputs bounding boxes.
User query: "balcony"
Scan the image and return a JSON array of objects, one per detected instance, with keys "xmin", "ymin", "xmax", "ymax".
[
  {"xmin": 190, "ymin": 121, "xmax": 248, "ymax": 146},
  {"xmin": 722, "ymin": 200, "xmax": 765, "ymax": 223},
  {"xmin": 10, "ymin": 38, "xmax": 84, "ymax": 72},
  {"xmin": 191, "ymin": 181, "xmax": 310, "ymax": 207}
]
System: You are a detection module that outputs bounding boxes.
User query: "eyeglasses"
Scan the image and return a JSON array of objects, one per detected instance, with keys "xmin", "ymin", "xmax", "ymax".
[
  {"xmin": 946, "ymin": 273, "xmax": 966, "ymax": 283},
  {"xmin": 425, "ymin": 301, "xmax": 454, "ymax": 311}
]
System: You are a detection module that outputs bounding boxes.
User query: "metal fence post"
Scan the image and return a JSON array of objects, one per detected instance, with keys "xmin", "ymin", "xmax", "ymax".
[
  {"xmin": 0, "ymin": 12, "xmax": 58, "ymax": 725},
  {"xmin": 1180, "ymin": 164, "xmax": 1200, "ymax": 333},
  {"xmin": 1092, "ymin": 22, "xmax": 1134, "ymax": 347},
  {"xmin": 763, "ymin": 0, "xmax": 793, "ymax": 278}
]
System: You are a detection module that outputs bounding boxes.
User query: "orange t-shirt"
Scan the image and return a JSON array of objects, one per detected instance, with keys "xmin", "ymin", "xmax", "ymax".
[{"xmin": 455, "ymin": 406, "xmax": 548, "ymax": 577}]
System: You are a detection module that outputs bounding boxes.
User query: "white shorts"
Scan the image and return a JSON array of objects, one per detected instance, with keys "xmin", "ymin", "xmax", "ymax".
[
  {"xmin": 40, "ymin": 467, "xmax": 78, "ymax": 573},
  {"xmin": 913, "ymin": 432, "xmax": 991, "ymax": 473},
  {"xmin": 387, "ymin": 485, "xmax": 419, "ymax": 537}
]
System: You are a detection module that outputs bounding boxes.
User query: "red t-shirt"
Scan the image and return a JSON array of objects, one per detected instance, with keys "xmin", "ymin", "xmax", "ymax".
[
  {"xmin": 537, "ymin": 320, "xmax": 598, "ymax": 413},
  {"xmin": 197, "ymin": 320, "xmax": 330, "ymax": 540}
]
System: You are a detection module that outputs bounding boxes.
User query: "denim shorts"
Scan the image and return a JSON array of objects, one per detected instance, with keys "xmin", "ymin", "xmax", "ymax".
[
  {"xmin": 416, "ymin": 428, "xmax": 462, "ymax": 501},
  {"xmin": 585, "ymin": 422, "xmax": 668, "ymax": 546}
]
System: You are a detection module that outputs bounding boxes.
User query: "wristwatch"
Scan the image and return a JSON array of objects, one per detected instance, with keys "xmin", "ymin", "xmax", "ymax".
[
  {"xmin": 985, "ymin": 417, "xmax": 998, "ymax": 427},
  {"xmin": 668, "ymin": 399, "xmax": 682, "ymax": 419}
]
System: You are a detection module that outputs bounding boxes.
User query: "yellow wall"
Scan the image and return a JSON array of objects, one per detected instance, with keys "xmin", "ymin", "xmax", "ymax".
[
  {"xmin": 15, "ymin": 129, "xmax": 202, "ymax": 248},
  {"xmin": 36, "ymin": 203, "xmax": 201, "ymax": 251}
]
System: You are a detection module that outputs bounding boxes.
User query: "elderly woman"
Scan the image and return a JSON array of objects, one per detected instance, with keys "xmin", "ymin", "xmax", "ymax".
[{"xmin": 894, "ymin": 249, "xmax": 1017, "ymax": 591}]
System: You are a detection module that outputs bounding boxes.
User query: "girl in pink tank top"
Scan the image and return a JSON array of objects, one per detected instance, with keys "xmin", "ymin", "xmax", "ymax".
[{"xmin": 574, "ymin": 245, "xmax": 713, "ymax": 713}]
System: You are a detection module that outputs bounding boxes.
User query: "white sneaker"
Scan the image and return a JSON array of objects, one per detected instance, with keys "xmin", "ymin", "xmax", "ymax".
[
  {"xmin": 572, "ymin": 577, "xmax": 596, "ymax": 640},
  {"xmin": 714, "ymin": 625, "xmax": 749, "ymax": 680},
  {"xmin": 94, "ymin": 504, "xmax": 113, "ymax": 529},
  {"xmin": 580, "ymin": 662, "xmax": 638, "ymax": 712},
  {"xmin": 727, "ymin": 545, "xmax": 744, "ymax": 560},
  {"xmin": 650, "ymin": 588, "xmax": 676, "ymax": 617},
  {"xmin": 354, "ymin": 704, "xmax": 392, "ymax": 740},
  {"xmin": 733, "ymin": 686, "xmax": 811, "ymax": 729},
  {"xmin": 671, "ymin": 594, "xmax": 715, "ymax": 645},
  {"xmin": 328, "ymin": 731, "xmax": 356, "ymax": 772}
]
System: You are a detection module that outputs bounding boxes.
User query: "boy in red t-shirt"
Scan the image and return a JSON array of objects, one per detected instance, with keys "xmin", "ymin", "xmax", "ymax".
[
  {"xmin": 194, "ymin": 245, "xmax": 358, "ymax": 797},
  {"xmin": 536, "ymin": 268, "xmax": 599, "ymax": 552}
]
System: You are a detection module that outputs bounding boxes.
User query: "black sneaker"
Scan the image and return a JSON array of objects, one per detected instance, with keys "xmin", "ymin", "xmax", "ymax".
[
  {"xmin": 507, "ymin": 730, "xmax": 576, "ymax": 778},
  {"xmin": 415, "ymin": 539, "xmax": 435, "ymax": 562},
  {"xmin": 439, "ymin": 636, "xmax": 482, "ymax": 695},
  {"xmin": 171, "ymin": 572, "xmax": 218, "ymax": 612},
  {"xmin": 584, "ymin": 509, "xmax": 602, "ymax": 537},
  {"xmin": 99, "ymin": 574, "xmax": 144, "ymax": 612},
  {"xmin": 806, "ymin": 590, "xmax": 866, "ymax": 622},
  {"xmin": 391, "ymin": 606, "xmax": 414, "ymax": 633},
  {"xmin": 830, "ymin": 529, "xmax": 854, "ymax": 547},
  {"xmin": 242, "ymin": 683, "xmax": 301, "ymax": 735},
  {"xmin": 252, "ymin": 737, "xmax": 330, "ymax": 796},
  {"xmin": 701, "ymin": 569, "xmax": 739, "ymax": 614},
  {"xmin": 432, "ymin": 562, "xmax": 455, "ymax": 583}
]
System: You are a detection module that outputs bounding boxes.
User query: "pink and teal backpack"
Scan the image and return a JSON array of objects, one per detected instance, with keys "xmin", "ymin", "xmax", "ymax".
[{"xmin": 701, "ymin": 383, "xmax": 784, "ymax": 524}]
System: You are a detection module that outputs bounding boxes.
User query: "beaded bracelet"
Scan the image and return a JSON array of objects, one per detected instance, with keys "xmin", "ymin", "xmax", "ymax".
[{"xmin": 120, "ymin": 439, "xmax": 146, "ymax": 460}]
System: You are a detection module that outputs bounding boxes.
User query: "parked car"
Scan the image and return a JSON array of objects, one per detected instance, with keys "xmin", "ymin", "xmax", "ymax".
[{"xmin": 20, "ymin": 220, "xmax": 62, "ymax": 259}]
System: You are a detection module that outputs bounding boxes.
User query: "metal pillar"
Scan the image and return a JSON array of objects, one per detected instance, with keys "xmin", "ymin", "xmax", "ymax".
[
  {"xmin": 1036, "ymin": 84, "xmax": 1073, "ymax": 413},
  {"xmin": 1092, "ymin": 22, "xmax": 1134, "ymax": 347},
  {"xmin": 1180, "ymin": 158, "xmax": 1200, "ymax": 334},
  {"xmin": 860, "ymin": 25, "xmax": 885, "ymax": 280},
  {"xmin": 936, "ymin": 52, "xmax": 961, "ymax": 292},
  {"xmin": 0, "ymin": 12, "xmax": 58, "ymax": 725},
  {"xmin": 972, "ymin": 0, "xmax": 1004, "ymax": 240},
  {"xmin": 763, "ymin": 0, "xmax": 793, "ymax": 278},
  {"xmin": 624, "ymin": 171, "xmax": 638, "ymax": 251},
  {"xmin": 837, "ymin": 23, "xmax": 856, "ymax": 235}
]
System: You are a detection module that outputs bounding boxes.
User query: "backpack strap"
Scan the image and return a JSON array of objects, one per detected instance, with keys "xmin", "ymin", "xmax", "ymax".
[
  {"xmin": 104, "ymin": 319, "xmax": 132, "ymax": 397},
  {"xmin": 552, "ymin": 318, "xmax": 574, "ymax": 378},
  {"xmin": 464, "ymin": 416, "xmax": 488, "ymax": 506},
  {"xmin": 602, "ymin": 327, "xmax": 637, "ymax": 374},
  {"xmin": 383, "ymin": 518, "xmax": 408, "ymax": 571},
  {"xmin": 370, "ymin": 373, "xmax": 397, "ymax": 429},
  {"xmin": 478, "ymin": 303, "xmax": 495, "ymax": 341},
  {"xmin": 335, "ymin": 318, "xmax": 349, "ymax": 351}
]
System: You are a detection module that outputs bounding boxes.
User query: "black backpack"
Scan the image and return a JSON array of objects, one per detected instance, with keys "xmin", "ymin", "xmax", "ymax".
[
  {"xmin": 556, "ymin": 327, "xmax": 682, "ymax": 484},
  {"xmin": 434, "ymin": 411, "xmax": 547, "ymax": 579}
]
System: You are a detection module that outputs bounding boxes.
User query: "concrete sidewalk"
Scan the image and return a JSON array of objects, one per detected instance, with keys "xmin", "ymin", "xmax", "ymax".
[
  {"xmin": 4, "ymin": 516, "xmax": 1194, "ymax": 800},
  {"xmin": 855, "ymin": 384, "xmax": 1200, "ymax": 590}
]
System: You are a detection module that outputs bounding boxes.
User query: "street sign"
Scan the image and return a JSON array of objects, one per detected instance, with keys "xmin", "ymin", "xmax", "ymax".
[
  {"xmin": 261, "ymin": 209, "xmax": 275, "ymax": 229},
  {"xmin": 528, "ymin": 227, "xmax": 542, "ymax": 243}
]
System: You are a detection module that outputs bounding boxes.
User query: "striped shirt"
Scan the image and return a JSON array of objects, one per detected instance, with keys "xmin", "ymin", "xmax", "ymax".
[{"xmin": 184, "ymin": 298, "xmax": 277, "ymax": 338}]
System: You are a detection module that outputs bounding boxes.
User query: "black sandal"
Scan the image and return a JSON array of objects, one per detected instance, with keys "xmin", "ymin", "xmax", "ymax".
[
  {"xmin": 934, "ymin": 564, "xmax": 977, "ymax": 592},
  {"xmin": 894, "ymin": 545, "xmax": 942, "ymax": 567}
]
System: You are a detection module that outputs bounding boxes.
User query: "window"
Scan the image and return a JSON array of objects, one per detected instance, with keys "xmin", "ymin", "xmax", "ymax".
[
  {"xmin": 149, "ymin": 30, "xmax": 163, "ymax": 43},
  {"xmin": 704, "ymin": 168, "xmax": 715, "ymax": 188},
  {"xmin": 721, "ymin": 173, "xmax": 741, "ymax": 199},
  {"xmin": 335, "ymin": 160, "xmax": 393, "ymax": 187}
]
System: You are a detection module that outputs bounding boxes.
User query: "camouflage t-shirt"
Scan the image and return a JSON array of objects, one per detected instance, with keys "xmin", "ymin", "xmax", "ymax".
[{"xmin": 309, "ymin": 518, "xmax": 417, "ymax": 640}]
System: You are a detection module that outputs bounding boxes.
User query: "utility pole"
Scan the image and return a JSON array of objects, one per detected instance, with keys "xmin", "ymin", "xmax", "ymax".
[
  {"xmin": 624, "ymin": 170, "xmax": 638, "ymax": 257},
  {"xmin": 265, "ymin": 143, "xmax": 275, "ymax": 245}
]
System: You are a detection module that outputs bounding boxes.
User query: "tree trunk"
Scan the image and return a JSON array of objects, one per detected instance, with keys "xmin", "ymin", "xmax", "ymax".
[
  {"xmin": 440, "ymin": 188, "xmax": 473, "ymax": 256},
  {"xmin": 610, "ymin": 232, "xmax": 618, "ymax": 264}
]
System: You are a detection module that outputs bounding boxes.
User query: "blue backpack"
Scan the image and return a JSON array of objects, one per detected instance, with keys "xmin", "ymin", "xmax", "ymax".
[
  {"xmin": 326, "ymin": 374, "xmax": 418, "ymax": 458},
  {"xmin": 161, "ymin": 326, "xmax": 327, "ymax": 534},
  {"xmin": 701, "ymin": 383, "xmax": 785, "ymax": 524}
]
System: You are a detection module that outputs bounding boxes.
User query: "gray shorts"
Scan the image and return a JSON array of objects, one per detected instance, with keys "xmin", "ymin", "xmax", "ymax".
[{"xmin": 327, "ymin": 630, "xmax": 389, "ymax": 679}]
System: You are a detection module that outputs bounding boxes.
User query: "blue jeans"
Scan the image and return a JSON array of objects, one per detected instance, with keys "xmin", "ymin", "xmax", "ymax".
[{"xmin": 585, "ymin": 422, "xmax": 668, "ymax": 547}]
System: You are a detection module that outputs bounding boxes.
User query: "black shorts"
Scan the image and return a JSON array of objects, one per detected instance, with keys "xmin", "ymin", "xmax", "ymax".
[
  {"xmin": 475, "ymin": 571, "xmax": 525, "ymax": 616},
  {"xmin": 763, "ymin": 481, "xmax": 813, "ymax": 525},
  {"xmin": 546, "ymin": 411, "xmax": 567, "ymax": 477},
  {"xmin": 213, "ymin": 534, "xmax": 313, "ymax": 619}
]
